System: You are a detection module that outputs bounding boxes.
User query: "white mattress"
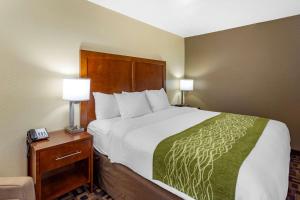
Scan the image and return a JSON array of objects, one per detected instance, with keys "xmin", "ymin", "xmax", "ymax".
[
  {"xmin": 89, "ymin": 106, "xmax": 290, "ymax": 200},
  {"xmin": 87, "ymin": 117, "xmax": 121, "ymax": 155}
]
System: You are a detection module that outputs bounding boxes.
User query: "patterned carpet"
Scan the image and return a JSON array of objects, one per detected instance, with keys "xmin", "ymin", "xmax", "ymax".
[
  {"xmin": 287, "ymin": 152, "xmax": 300, "ymax": 200},
  {"xmin": 57, "ymin": 185, "xmax": 112, "ymax": 200},
  {"xmin": 58, "ymin": 152, "xmax": 300, "ymax": 200}
]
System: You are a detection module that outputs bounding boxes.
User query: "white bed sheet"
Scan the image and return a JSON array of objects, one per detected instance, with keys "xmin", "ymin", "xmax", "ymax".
[
  {"xmin": 94, "ymin": 106, "xmax": 291, "ymax": 200},
  {"xmin": 87, "ymin": 117, "xmax": 121, "ymax": 155}
]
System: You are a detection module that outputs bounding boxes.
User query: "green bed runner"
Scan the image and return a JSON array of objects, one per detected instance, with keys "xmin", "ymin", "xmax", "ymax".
[{"xmin": 153, "ymin": 113, "xmax": 269, "ymax": 200}]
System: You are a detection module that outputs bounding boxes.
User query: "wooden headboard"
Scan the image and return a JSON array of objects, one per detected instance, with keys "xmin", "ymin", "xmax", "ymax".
[{"xmin": 80, "ymin": 50, "xmax": 166, "ymax": 129}]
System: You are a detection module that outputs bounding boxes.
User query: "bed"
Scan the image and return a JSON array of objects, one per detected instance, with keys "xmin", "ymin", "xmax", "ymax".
[{"xmin": 80, "ymin": 50, "xmax": 291, "ymax": 200}]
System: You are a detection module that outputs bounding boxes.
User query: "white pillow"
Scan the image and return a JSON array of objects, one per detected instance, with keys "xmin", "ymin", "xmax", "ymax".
[
  {"xmin": 146, "ymin": 88, "xmax": 170, "ymax": 112},
  {"xmin": 93, "ymin": 92, "xmax": 120, "ymax": 120},
  {"xmin": 114, "ymin": 92, "xmax": 152, "ymax": 118}
]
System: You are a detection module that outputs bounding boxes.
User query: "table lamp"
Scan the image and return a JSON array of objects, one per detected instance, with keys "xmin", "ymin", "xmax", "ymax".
[
  {"xmin": 63, "ymin": 78, "xmax": 90, "ymax": 134},
  {"xmin": 180, "ymin": 79, "xmax": 193, "ymax": 105}
]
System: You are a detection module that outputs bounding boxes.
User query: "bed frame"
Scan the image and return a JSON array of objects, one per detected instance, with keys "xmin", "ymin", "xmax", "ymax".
[
  {"xmin": 80, "ymin": 50, "xmax": 181, "ymax": 200},
  {"xmin": 80, "ymin": 50, "xmax": 166, "ymax": 129}
]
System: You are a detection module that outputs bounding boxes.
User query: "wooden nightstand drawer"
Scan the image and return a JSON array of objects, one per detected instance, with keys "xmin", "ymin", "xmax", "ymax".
[
  {"xmin": 39, "ymin": 139, "xmax": 91, "ymax": 173},
  {"xmin": 28, "ymin": 130, "xmax": 93, "ymax": 200}
]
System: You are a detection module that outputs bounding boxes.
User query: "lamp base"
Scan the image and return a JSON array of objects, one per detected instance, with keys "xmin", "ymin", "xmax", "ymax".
[{"xmin": 65, "ymin": 126, "xmax": 85, "ymax": 134}]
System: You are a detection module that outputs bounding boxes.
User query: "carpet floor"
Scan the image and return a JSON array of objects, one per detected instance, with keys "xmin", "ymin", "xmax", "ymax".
[
  {"xmin": 57, "ymin": 152, "xmax": 300, "ymax": 200},
  {"xmin": 287, "ymin": 153, "xmax": 300, "ymax": 200},
  {"xmin": 57, "ymin": 185, "xmax": 112, "ymax": 200}
]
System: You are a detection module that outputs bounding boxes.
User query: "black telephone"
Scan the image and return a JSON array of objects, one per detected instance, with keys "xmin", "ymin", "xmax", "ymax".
[
  {"xmin": 27, "ymin": 128, "xmax": 49, "ymax": 143},
  {"xmin": 26, "ymin": 128, "xmax": 49, "ymax": 158}
]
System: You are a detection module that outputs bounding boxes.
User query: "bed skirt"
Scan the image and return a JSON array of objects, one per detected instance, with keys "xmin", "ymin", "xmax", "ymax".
[{"xmin": 93, "ymin": 149, "xmax": 182, "ymax": 200}]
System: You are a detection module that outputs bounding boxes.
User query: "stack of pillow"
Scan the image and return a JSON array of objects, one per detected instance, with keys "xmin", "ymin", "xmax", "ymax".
[{"xmin": 93, "ymin": 88, "xmax": 170, "ymax": 120}]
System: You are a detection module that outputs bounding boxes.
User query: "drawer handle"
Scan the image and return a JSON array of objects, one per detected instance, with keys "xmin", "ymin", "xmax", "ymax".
[{"xmin": 55, "ymin": 151, "xmax": 81, "ymax": 161}]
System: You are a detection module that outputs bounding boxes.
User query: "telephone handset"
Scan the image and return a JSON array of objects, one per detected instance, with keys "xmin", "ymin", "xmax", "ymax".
[{"xmin": 27, "ymin": 128, "xmax": 49, "ymax": 143}]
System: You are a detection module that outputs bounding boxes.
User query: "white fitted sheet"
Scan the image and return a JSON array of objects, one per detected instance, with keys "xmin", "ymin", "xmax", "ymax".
[
  {"xmin": 92, "ymin": 106, "xmax": 291, "ymax": 200},
  {"xmin": 87, "ymin": 117, "xmax": 121, "ymax": 154}
]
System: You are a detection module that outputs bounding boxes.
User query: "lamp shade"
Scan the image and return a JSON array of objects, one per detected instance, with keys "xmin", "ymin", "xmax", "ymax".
[
  {"xmin": 63, "ymin": 79, "xmax": 90, "ymax": 101},
  {"xmin": 180, "ymin": 79, "xmax": 193, "ymax": 91}
]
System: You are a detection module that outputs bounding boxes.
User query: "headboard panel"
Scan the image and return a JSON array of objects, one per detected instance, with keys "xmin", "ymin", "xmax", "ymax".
[{"xmin": 80, "ymin": 50, "xmax": 166, "ymax": 129}]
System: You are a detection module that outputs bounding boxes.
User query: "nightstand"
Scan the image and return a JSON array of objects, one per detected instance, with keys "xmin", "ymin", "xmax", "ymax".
[{"xmin": 28, "ymin": 130, "xmax": 93, "ymax": 200}]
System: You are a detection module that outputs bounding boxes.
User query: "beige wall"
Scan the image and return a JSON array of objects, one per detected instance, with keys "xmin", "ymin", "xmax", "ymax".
[
  {"xmin": 0, "ymin": 0, "xmax": 184, "ymax": 176},
  {"xmin": 185, "ymin": 15, "xmax": 300, "ymax": 150}
]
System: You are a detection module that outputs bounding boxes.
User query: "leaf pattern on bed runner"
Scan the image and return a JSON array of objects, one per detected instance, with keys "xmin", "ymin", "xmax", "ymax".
[{"xmin": 153, "ymin": 113, "xmax": 269, "ymax": 200}]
